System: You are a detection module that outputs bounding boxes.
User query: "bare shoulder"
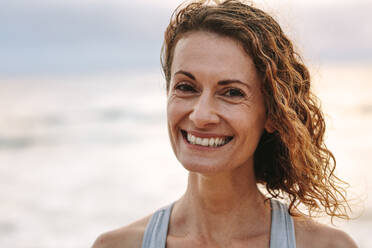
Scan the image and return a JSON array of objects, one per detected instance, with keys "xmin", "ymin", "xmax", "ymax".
[
  {"xmin": 293, "ymin": 217, "xmax": 358, "ymax": 248},
  {"xmin": 92, "ymin": 215, "xmax": 152, "ymax": 248}
]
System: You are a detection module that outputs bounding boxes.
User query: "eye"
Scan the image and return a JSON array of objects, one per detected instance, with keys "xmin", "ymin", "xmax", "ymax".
[
  {"xmin": 223, "ymin": 88, "xmax": 245, "ymax": 98},
  {"xmin": 175, "ymin": 83, "xmax": 197, "ymax": 93}
]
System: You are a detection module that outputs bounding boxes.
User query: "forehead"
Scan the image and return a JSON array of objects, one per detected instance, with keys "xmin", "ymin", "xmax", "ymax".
[{"xmin": 171, "ymin": 31, "xmax": 259, "ymax": 84}]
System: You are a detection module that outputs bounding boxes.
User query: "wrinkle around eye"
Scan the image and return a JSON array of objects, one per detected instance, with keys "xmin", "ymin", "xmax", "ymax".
[{"xmin": 167, "ymin": 92, "xmax": 178, "ymax": 103}]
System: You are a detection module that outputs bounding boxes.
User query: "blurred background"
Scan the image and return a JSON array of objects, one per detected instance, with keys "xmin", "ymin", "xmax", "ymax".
[{"xmin": 0, "ymin": 0, "xmax": 371, "ymax": 247}]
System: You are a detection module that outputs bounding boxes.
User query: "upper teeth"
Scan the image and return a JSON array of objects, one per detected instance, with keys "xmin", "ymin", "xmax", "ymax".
[{"xmin": 187, "ymin": 133, "xmax": 229, "ymax": 147}]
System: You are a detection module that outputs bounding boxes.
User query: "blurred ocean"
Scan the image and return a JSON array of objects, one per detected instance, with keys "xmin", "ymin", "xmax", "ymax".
[{"xmin": 0, "ymin": 64, "xmax": 371, "ymax": 247}]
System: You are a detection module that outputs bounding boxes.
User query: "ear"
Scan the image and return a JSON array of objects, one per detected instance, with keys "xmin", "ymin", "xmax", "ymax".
[{"xmin": 264, "ymin": 118, "xmax": 275, "ymax": 133}]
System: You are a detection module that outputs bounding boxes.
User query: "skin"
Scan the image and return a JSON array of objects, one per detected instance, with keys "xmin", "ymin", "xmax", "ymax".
[{"xmin": 92, "ymin": 31, "xmax": 358, "ymax": 248}]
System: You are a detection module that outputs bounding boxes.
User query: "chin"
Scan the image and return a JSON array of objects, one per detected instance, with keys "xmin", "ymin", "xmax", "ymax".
[{"xmin": 178, "ymin": 157, "xmax": 235, "ymax": 175}]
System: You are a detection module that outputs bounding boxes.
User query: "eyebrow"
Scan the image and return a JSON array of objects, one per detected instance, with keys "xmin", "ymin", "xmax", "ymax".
[
  {"xmin": 217, "ymin": 79, "xmax": 248, "ymax": 88},
  {"xmin": 174, "ymin": 70, "xmax": 196, "ymax": 80},
  {"xmin": 174, "ymin": 70, "xmax": 250, "ymax": 88}
]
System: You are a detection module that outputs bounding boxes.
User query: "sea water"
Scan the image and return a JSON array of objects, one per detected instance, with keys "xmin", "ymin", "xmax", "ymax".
[{"xmin": 0, "ymin": 64, "xmax": 371, "ymax": 247}]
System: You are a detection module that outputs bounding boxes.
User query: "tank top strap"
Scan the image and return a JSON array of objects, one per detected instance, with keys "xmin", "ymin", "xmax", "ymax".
[
  {"xmin": 141, "ymin": 202, "xmax": 174, "ymax": 248},
  {"xmin": 269, "ymin": 198, "xmax": 297, "ymax": 248},
  {"xmin": 142, "ymin": 199, "xmax": 296, "ymax": 248}
]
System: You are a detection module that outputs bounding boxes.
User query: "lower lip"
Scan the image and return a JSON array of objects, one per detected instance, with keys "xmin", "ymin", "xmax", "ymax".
[{"xmin": 181, "ymin": 133, "xmax": 230, "ymax": 151}]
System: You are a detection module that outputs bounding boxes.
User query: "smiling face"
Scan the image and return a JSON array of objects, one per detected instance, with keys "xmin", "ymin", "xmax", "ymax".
[{"xmin": 167, "ymin": 31, "xmax": 271, "ymax": 174}]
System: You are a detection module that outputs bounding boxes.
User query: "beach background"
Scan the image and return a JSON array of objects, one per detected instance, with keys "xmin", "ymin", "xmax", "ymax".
[{"xmin": 0, "ymin": 0, "xmax": 371, "ymax": 247}]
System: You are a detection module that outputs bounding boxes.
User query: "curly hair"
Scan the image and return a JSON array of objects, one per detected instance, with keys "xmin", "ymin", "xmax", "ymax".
[{"xmin": 161, "ymin": 0, "xmax": 350, "ymax": 220}]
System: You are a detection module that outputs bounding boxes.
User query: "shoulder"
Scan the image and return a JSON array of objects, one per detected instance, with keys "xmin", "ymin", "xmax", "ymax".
[
  {"xmin": 92, "ymin": 215, "xmax": 152, "ymax": 248},
  {"xmin": 293, "ymin": 217, "xmax": 358, "ymax": 248}
]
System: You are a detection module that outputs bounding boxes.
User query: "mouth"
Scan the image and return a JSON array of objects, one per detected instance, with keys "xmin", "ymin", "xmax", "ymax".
[{"xmin": 181, "ymin": 130, "xmax": 234, "ymax": 148}]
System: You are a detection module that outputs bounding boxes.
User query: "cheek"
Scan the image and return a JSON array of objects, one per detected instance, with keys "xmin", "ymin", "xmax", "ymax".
[
  {"xmin": 224, "ymin": 106, "xmax": 267, "ymax": 136},
  {"xmin": 167, "ymin": 97, "xmax": 189, "ymax": 130},
  {"xmin": 166, "ymin": 98, "xmax": 179, "ymax": 152},
  {"xmin": 219, "ymin": 103, "xmax": 251, "ymax": 124}
]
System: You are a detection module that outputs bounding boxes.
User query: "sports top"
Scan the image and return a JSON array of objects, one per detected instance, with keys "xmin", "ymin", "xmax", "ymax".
[{"xmin": 142, "ymin": 198, "xmax": 296, "ymax": 248}]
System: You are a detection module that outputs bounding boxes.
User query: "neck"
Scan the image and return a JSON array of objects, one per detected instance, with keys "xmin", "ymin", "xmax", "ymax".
[
  {"xmin": 171, "ymin": 164, "xmax": 271, "ymax": 244},
  {"xmin": 185, "ymin": 170, "xmax": 262, "ymax": 213}
]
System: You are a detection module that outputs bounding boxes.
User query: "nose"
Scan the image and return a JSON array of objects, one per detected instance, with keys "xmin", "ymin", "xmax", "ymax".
[{"xmin": 189, "ymin": 92, "xmax": 220, "ymax": 128}]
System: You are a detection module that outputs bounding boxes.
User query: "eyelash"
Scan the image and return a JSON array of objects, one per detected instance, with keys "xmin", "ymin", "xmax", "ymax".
[
  {"xmin": 223, "ymin": 88, "xmax": 245, "ymax": 98},
  {"xmin": 174, "ymin": 83, "xmax": 245, "ymax": 99},
  {"xmin": 174, "ymin": 83, "xmax": 196, "ymax": 93}
]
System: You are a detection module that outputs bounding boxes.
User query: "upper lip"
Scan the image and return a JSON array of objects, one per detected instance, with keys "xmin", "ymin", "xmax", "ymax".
[{"xmin": 182, "ymin": 129, "xmax": 233, "ymax": 138}]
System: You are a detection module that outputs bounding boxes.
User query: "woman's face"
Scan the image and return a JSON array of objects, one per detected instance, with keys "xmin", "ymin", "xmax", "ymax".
[{"xmin": 167, "ymin": 31, "xmax": 271, "ymax": 174}]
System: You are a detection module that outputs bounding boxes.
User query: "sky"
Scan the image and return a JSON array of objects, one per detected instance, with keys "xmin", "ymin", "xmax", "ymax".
[{"xmin": 0, "ymin": 0, "xmax": 371, "ymax": 77}]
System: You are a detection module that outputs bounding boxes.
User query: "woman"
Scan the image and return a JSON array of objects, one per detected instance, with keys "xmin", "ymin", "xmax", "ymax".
[{"xmin": 93, "ymin": 0, "xmax": 357, "ymax": 247}]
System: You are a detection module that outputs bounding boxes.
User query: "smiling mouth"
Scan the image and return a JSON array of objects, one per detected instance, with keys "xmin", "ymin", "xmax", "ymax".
[{"xmin": 181, "ymin": 130, "xmax": 233, "ymax": 147}]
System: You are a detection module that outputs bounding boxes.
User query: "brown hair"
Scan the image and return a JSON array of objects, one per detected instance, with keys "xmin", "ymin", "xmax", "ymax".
[{"xmin": 161, "ymin": 0, "xmax": 350, "ymax": 220}]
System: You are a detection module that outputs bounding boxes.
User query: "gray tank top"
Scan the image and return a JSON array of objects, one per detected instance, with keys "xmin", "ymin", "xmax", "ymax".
[{"xmin": 142, "ymin": 198, "xmax": 296, "ymax": 248}]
